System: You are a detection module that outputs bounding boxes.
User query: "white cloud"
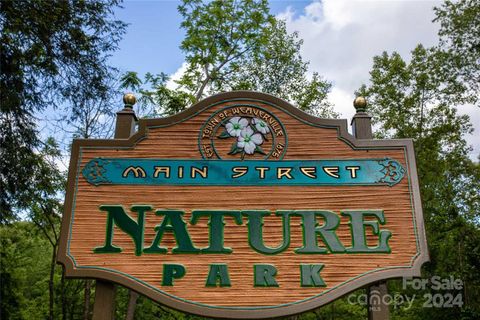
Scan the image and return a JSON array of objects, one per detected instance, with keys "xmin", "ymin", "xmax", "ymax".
[
  {"xmin": 328, "ymin": 86, "xmax": 355, "ymax": 123},
  {"xmin": 280, "ymin": 0, "xmax": 440, "ymax": 93},
  {"xmin": 279, "ymin": 0, "xmax": 479, "ymax": 158},
  {"xmin": 166, "ymin": 61, "xmax": 188, "ymax": 90}
]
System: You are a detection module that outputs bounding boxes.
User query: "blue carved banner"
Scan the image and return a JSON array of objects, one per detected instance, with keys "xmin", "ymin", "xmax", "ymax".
[{"xmin": 82, "ymin": 158, "xmax": 405, "ymax": 187}]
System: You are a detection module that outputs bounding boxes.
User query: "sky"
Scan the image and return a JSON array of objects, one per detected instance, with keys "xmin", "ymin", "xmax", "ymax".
[{"xmin": 110, "ymin": 0, "xmax": 479, "ymax": 158}]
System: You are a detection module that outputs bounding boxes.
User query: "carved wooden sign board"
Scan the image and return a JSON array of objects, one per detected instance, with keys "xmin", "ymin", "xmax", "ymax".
[{"xmin": 58, "ymin": 92, "xmax": 428, "ymax": 319}]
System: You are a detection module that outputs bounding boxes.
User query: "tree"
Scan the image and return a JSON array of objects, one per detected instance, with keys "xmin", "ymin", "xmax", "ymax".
[
  {"xmin": 0, "ymin": 0, "xmax": 126, "ymax": 222},
  {"xmin": 26, "ymin": 138, "xmax": 65, "ymax": 320},
  {"xmin": 0, "ymin": 137, "xmax": 69, "ymax": 320},
  {"xmin": 1, "ymin": 222, "xmax": 53, "ymax": 319},
  {"xmin": 354, "ymin": 7, "xmax": 480, "ymax": 318},
  {"xmin": 222, "ymin": 19, "xmax": 335, "ymax": 118},
  {"xmin": 177, "ymin": 0, "xmax": 273, "ymax": 102},
  {"xmin": 121, "ymin": 0, "xmax": 336, "ymax": 118},
  {"xmin": 357, "ymin": 43, "xmax": 479, "ymax": 222},
  {"xmin": 1, "ymin": 220, "xmax": 87, "ymax": 320},
  {"xmin": 120, "ymin": 71, "xmax": 196, "ymax": 117},
  {"xmin": 434, "ymin": 0, "xmax": 479, "ymax": 107},
  {"xmin": 357, "ymin": 44, "xmax": 480, "ymax": 319},
  {"xmin": 53, "ymin": 74, "xmax": 121, "ymax": 144}
]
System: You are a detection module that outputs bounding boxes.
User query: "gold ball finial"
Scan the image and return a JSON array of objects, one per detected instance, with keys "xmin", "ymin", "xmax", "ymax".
[
  {"xmin": 353, "ymin": 96, "xmax": 367, "ymax": 112},
  {"xmin": 123, "ymin": 93, "xmax": 136, "ymax": 108}
]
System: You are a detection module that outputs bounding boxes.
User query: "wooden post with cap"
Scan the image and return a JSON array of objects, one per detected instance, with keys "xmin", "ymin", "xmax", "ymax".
[
  {"xmin": 92, "ymin": 93, "xmax": 138, "ymax": 320},
  {"xmin": 115, "ymin": 93, "xmax": 138, "ymax": 139},
  {"xmin": 351, "ymin": 96, "xmax": 389, "ymax": 320}
]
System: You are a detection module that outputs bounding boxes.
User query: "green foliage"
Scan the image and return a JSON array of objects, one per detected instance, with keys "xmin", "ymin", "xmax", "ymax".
[
  {"xmin": 121, "ymin": 0, "xmax": 336, "ymax": 118},
  {"xmin": 120, "ymin": 72, "xmax": 195, "ymax": 117},
  {"xmin": 178, "ymin": 0, "xmax": 273, "ymax": 101},
  {"xmin": 0, "ymin": 139, "xmax": 87, "ymax": 320},
  {"xmin": 357, "ymin": 6, "xmax": 480, "ymax": 316},
  {"xmin": 222, "ymin": 20, "xmax": 336, "ymax": 118},
  {"xmin": 112, "ymin": 287, "xmax": 207, "ymax": 320},
  {"xmin": 2, "ymin": 223, "xmax": 51, "ymax": 318},
  {"xmin": 357, "ymin": 45, "xmax": 478, "ymax": 223},
  {"xmin": 56, "ymin": 73, "xmax": 121, "ymax": 140},
  {"xmin": 299, "ymin": 292, "xmax": 368, "ymax": 319},
  {"xmin": 0, "ymin": 0, "xmax": 126, "ymax": 221},
  {"xmin": 2, "ymin": 0, "xmax": 479, "ymax": 319},
  {"xmin": 1, "ymin": 221, "xmax": 86, "ymax": 320},
  {"xmin": 434, "ymin": 0, "xmax": 479, "ymax": 107},
  {"xmin": 1, "ymin": 222, "xmax": 51, "ymax": 319}
]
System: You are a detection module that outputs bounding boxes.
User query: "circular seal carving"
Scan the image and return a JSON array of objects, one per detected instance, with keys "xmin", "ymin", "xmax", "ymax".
[{"xmin": 199, "ymin": 105, "xmax": 288, "ymax": 160}]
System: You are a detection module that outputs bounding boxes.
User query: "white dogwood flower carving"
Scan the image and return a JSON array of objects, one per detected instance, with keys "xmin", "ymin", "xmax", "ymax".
[
  {"xmin": 252, "ymin": 118, "xmax": 270, "ymax": 135},
  {"xmin": 225, "ymin": 117, "xmax": 248, "ymax": 137},
  {"xmin": 237, "ymin": 127, "xmax": 263, "ymax": 154}
]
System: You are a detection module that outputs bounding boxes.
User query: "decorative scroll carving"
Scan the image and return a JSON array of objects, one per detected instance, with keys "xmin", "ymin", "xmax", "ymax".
[
  {"xmin": 81, "ymin": 158, "xmax": 111, "ymax": 185},
  {"xmin": 378, "ymin": 158, "xmax": 406, "ymax": 186}
]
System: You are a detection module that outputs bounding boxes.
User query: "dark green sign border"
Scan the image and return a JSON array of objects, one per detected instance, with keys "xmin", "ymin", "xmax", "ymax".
[{"xmin": 57, "ymin": 91, "xmax": 429, "ymax": 319}]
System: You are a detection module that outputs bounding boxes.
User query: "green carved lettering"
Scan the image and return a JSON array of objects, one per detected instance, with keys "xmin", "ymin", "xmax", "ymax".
[
  {"xmin": 342, "ymin": 210, "xmax": 392, "ymax": 253},
  {"xmin": 254, "ymin": 264, "xmax": 279, "ymax": 287},
  {"xmin": 190, "ymin": 210, "xmax": 242, "ymax": 253},
  {"xmin": 94, "ymin": 205, "xmax": 152, "ymax": 256},
  {"xmin": 162, "ymin": 264, "xmax": 186, "ymax": 286},
  {"xmin": 244, "ymin": 210, "xmax": 291, "ymax": 254},
  {"xmin": 294, "ymin": 210, "xmax": 345, "ymax": 254},
  {"xmin": 205, "ymin": 264, "xmax": 231, "ymax": 287},
  {"xmin": 144, "ymin": 210, "xmax": 200, "ymax": 254},
  {"xmin": 300, "ymin": 264, "xmax": 326, "ymax": 287}
]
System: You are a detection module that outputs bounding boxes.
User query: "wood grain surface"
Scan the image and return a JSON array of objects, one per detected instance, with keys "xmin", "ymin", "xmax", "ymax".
[{"xmin": 65, "ymin": 98, "xmax": 421, "ymax": 308}]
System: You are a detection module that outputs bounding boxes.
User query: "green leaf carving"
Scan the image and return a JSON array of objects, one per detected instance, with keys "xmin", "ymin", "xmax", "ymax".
[
  {"xmin": 255, "ymin": 146, "xmax": 267, "ymax": 155},
  {"xmin": 228, "ymin": 142, "xmax": 241, "ymax": 155},
  {"xmin": 217, "ymin": 130, "xmax": 231, "ymax": 139}
]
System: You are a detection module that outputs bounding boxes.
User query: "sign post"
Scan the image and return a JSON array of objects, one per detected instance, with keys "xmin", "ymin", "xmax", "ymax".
[
  {"xmin": 351, "ymin": 96, "xmax": 389, "ymax": 319},
  {"xmin": 58, "ymin": 91, "xmax": 428, "ymax": 319},
  {"xmin": 91, "ymin": 93, "xmax": 138, "ymax": 320}
]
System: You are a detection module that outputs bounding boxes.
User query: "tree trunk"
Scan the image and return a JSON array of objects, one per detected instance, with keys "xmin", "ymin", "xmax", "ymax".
[
  {"xmin": 70, "ymin": 303, "xmax": 75, "ymax": 320},
  {"xmin": 195, "ymin": 76, "xmax": 210, "ymax": 102},
  {"xmin": 61, "ymin": 270, "xmax": 67, "ymax": 320},
  {"xmin": 126, "ymin": 291, "xmax": 139, "ymax": 320},
  {"xmin": 49, "ymin": 244, "xmax": 58, "ymax": 320},
  {"xmin": 84, "ymin": 280, "xmax": 92, "ymax": 320}
]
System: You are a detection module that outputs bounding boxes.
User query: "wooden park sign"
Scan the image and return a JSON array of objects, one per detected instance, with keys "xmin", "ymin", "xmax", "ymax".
[{"xmin": 58, "ymin": 91, "xmax": 428, "ymax": 318}]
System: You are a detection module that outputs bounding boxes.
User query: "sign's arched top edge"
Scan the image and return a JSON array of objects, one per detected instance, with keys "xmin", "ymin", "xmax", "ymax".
[
  {"xmin": 70, "ymin": 91, "xmax": 415, "ymax": 153},
  {"xmin": 140, "ymin": 91, "xmax": 348, "ymax": 129}
]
